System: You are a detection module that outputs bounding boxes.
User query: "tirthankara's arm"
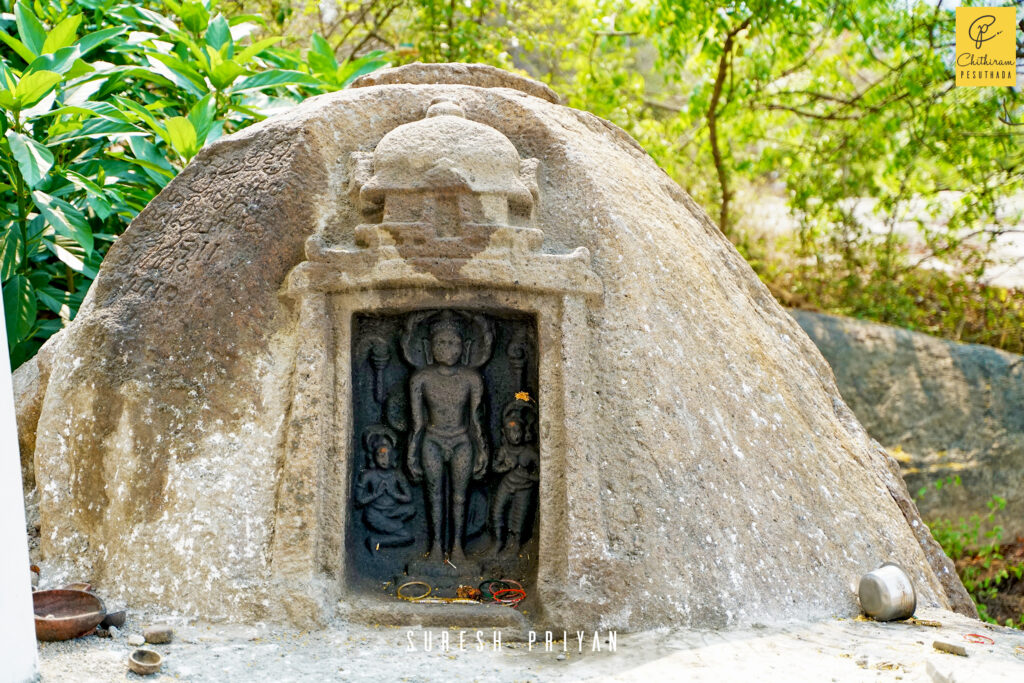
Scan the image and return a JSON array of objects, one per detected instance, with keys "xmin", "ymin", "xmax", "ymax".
[
  {"xmin": 469, "ymin": 374, "xmax": 486, "ymax": 449},
  {"xmin": 407, "ymin": 375, "xmax": 425, "ymax": 470}
]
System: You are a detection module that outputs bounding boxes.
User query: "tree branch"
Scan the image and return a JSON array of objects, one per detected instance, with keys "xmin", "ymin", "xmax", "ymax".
[{"xmin": 707, "ymin": 16, "xmax": 752, "ymax": 235}]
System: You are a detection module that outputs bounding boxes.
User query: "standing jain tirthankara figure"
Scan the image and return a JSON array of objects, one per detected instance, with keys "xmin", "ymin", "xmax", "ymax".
[{"xmin": 405, "ymin": 311, "xmax": 491, "ymax": 563}]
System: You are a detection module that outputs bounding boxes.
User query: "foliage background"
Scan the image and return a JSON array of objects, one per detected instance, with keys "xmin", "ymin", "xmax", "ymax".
[{"xmin": 0, "ymin": 0, "xmax": 383, "ymax": 366}]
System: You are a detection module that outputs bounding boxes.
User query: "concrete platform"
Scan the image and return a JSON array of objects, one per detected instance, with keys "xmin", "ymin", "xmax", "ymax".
[{"xmin": 36, "ymin": 608, "xmax": 1024, "ymax": 681}]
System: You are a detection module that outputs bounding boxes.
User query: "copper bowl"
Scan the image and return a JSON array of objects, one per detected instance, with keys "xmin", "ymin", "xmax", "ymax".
[{"xmin": 33, "ymin": 589, "xmax": 106, "ymax": 641}]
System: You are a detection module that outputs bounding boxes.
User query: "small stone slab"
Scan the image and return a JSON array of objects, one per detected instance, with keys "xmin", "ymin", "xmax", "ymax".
[
  {"xmin": 932, "ymin": 641, "xmax": 968, "ymax": 657},
  {"xmin": 144, "ymin": 624, "xmax": 173, "ymax": 644}
]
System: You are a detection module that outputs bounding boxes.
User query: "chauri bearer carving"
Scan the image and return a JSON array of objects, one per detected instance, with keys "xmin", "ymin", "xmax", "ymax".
[
  {"xmin": 490, "ymin": 398, "xmax": 539, "ymax": 557},
  {"xmin": 355, "ymin": 425, "xmax": 415, "ymax": 549}
]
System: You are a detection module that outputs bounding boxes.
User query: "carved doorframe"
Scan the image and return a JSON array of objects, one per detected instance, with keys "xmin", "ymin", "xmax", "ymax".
[{"xmin": 270, "ymin": 258, "xmax": 600, "ymax": 623}]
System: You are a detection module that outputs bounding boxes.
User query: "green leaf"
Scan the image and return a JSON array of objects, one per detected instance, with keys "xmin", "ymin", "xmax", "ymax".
[
  {"xmin": 0, "ymin": 29, "xmax": 37, "ymax": 64},
  {"xmin": 177, "ymin": 1, "xmax": 211, "ymax": 35},
  {"xmin": 1, "ymin": 225, "xmax": 23, "ymax": 281},
  {"xmin": 230, "ymin": 69, "xmax": 322, "ymax": 93},
  {"xmin": 42, "ymin": 13, "xmax": 83, "ymax": 54},
  {"xmin": 35, "ymin": 319, "xmax": 65, "ymax": 337},
  {"xmin": 26, "ymin": 45, "xmax": 81, "ymax": 75},
  {"xmin": 36, "ymin": 286, "xmax": 72, "ymax": 318},
  {"xmin": 112, "ymin": 95, "xmax": 162, "ymax": 130},
  {"xmin": 126, "ymin": 137, "xmax": 175, "ymax": 185},
  {"xmin": 64, "ymin": 170, "xmax": 116, "ymax": 220},
  {"xmin": 338, "ymin": 54, "xmax": 388, "ymax": 88},
  {"xmin": 76, "ymin": 27, "xmax": 126, "ymax": 56},
  {"xmin": 228, "ymin": 14, "xmax": 267, "ymax": 29},
  {"xmin": 1, "ymin": 90, "xmax": 22, "ymax": 111},
  {"xmin": 204, "ymin": 120, "xmax": 224, "ymax": 146},
  {"xmin": 50, "ymin": 100, "xmax": 131, "ymax": 122},
  {"xmin": 85, "ymin": 194, "xmax": 113, "ymax": 220},
  {"xmin": 209, "ymin": 60, "xmax": 243, "ymax": 90},
  {"xmin": 0, "ymin": 61, "xmax": 17, "ymax": 91},
  {"xmin": 187, "ymin": 93, "xmax": 216, "ymax": 140},
  {"xmin": 64, "ymin": 58, "xmax": 94, "ymax": 80},
  {"xmin": 14, "ymin": 1, "xmax": 46, "ymax": 57},
  {"xmin": 311, "ymin": 33, "xmax": 334, "ymax": 60},
  {"xmin": 234, "ymin": 36, "xmax": 281, "ymax": 64},
  {"xmin": 13, "ymin": 69, "xmax": 61, "ymax": 107},
  {"xmin": 205, "ymin": 14, "xmax": 230, "ymax": 51},
  {"xmin": 146, "ymin": 53, "xmax": 206, "ymax": 94},
  {"xmin": 31, "ymin": 191, "xmax": 94, "ymax": 254},
  {"xmin": 3, "ymin": 274, "xmax": 36, "ymax": 345},
  {"xmin": 22, "ymin": 90, "xmax": 56, "ymax": 119},
  {"xmin": 6, "ymin": 131, "xmax": 54, "ymax": 187},
  {"xmin": 164, "ymin": 116, "xmax": 197, "ymax": 158},
  {"xmin": 309, "ymin": 33, "xmax": 337, "ymax": 73},
  {"xmin": 109, "ymin": 153, "xmax": 170, "ymax": 179},
  {"xmin": 45, "ymin": 240, "xmax": 97, "ymax": 278},
  {"xmin": 64, "ymin": 169, "xmax": 106, "ymax": 196}
]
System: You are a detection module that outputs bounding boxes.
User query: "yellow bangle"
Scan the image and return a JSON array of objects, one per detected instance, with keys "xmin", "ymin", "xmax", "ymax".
[{"xmin": 397, "ymin": 581, "xmax": 432, "ymax": 601}]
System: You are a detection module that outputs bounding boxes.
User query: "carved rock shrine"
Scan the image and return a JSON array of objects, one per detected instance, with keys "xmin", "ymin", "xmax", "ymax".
[{"xmin": 16, "ymin": 63, "xmax": 974, "ymax": 630}]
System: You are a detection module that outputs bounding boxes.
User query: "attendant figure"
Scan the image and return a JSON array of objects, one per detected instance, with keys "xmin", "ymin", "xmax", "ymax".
[
  {"xmin": 491, "ymin": 398, "xmax": 539, "ymax": 556},
  {"xmin": 355, "ymin": 426, "xmax": 415, "ymax": 550}
]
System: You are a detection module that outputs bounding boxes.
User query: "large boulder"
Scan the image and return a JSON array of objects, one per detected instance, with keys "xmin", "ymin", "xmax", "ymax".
[
  {"xmin": 17, "ymin": 63, "xmax": 973, "ymax": 628},
  {"xmin": 793, "ymin": 309, "xmax": 1024, "ymax": 540}
]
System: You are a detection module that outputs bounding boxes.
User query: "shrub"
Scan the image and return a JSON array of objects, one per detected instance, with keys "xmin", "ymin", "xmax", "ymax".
[{"xmin": 0, "ymin": 0, "xmax": 385, "ymax": 368}]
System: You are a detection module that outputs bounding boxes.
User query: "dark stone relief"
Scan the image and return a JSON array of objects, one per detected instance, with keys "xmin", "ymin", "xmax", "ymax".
[{"xmin": 348, "ymin": 309, "xmax": 539, "ymax": 593}]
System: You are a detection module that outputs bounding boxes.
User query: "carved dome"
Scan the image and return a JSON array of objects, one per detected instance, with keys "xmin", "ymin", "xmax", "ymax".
[{"xmin": 361, "ymin": 101, "xmax": 533, "ymax": 206}]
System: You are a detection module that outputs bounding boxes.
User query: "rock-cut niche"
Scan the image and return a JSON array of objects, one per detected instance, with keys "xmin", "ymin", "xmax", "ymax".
[{"xmin": 349, "ymin": 309, "xmax": 540, "ymax": 592}]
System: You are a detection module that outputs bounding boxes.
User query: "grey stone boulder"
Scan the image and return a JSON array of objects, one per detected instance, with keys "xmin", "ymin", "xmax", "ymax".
[{"xmin": 792, "ymin": 309, "xmax": 1024, "ymax": 539}]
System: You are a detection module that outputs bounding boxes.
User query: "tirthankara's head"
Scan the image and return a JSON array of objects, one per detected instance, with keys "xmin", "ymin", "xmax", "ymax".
[{"xmin": 430, "ymin": 314, "xmax": 463, "ymax": 366}]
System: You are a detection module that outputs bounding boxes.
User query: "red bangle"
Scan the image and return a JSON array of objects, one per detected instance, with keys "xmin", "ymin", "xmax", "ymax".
[
  {"xmin": 492, "ymin": 588, "xmax": 526, "ymax": 606},
  {"xmin": 481, "ymin": 580, "xmax": 511, "ymax": 598},
  {"xmin": 500, "ymin": 578, "xmax": 524, "ymax": 591},
  {"xmin": 964, "ymin": 633, "xmax": 994, "ymax": 645}
]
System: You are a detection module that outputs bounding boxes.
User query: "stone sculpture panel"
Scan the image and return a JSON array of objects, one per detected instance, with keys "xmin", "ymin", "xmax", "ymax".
[{"xmin": 348, "ymin": 309, "xmax": 539, "ymax": 590}]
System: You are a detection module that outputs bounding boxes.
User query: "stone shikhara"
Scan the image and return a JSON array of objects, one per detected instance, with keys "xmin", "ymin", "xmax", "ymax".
[{"xmin": 16, "ymin": 63, "xmax": 973, "ymax": 631}]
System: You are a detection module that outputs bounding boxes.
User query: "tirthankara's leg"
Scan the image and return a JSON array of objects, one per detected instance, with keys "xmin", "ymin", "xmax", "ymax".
[
  {"xmin": 449, "ymin": 439, "xmax": 474, "ymax": 562},
  {"xmin": 421, "ymin": 439, "xmax": 445, "ymax": 560}
]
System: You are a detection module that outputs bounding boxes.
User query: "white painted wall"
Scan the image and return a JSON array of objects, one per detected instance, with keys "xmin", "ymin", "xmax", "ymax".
[{"xmin": 0, "ymin": 303, "xmax": 39, "ymax": 682}]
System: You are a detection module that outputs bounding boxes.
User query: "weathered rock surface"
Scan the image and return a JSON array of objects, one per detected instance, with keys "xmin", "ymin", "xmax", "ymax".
[
  {"xmin": 36, "ymin": 609, "xmax": 1024, "ymax": 682},
  {"xmin": 13, "ymin": 331, "xmax": 61, "ymax": 492},
  {"xmin": 351, "ymin": 62, "xmax": 561, "ymax": 104},
  {"xmin": 18, "ymin": 64, "xmax": 973, "ymax": 629},
  {"xmin": 792, "ymin": 309, "xmax": 1024, "ymax": 539}
]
